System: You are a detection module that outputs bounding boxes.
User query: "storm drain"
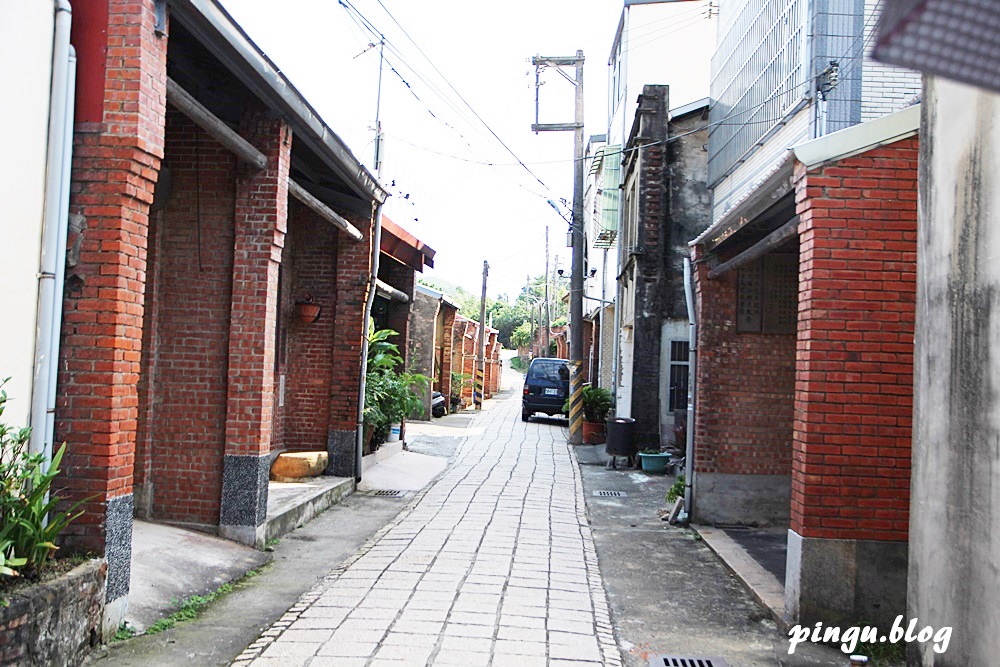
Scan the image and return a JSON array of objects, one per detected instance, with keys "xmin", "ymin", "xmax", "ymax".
[
  {"xmin": 649, "ymin": 657, "xmax": 728, "ymax": 667},
  {"xmin": 363, "ymin": 489, "xmax": 407, "ymax": 497},
  {"xmin": 592, "ymin": 490, "xmax": 627, "ymax": 497}
]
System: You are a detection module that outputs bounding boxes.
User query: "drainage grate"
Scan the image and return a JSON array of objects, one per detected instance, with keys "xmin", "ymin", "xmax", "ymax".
[
  {"xmin": 592, "ymin": 490, "xmax": 627, "ymax": 497},
  {"xmin": 365, "ymin": 489, "xmax": 406, "ymax": 497},
  {"xmin": 649, "ymin": 657, "xmax": 729, "ymax": 667}
]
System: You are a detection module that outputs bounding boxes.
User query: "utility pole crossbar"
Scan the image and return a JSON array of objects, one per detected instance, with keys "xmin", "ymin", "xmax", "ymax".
[{"xmin": 530, "ymin": 49, "xmax": 586, "ymax": 445}]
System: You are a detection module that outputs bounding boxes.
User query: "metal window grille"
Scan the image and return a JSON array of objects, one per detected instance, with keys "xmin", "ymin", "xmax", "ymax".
[
  {"xmin": 708, "ymin": 0, "xmax": 808, "ymax": 185},
  {"xmin": 668, "ymin": 340, "xmax": 690, "ymax": 412},
  {"xmin": 596, "ymin": 145, "xmax": 622, "ymax": 248},
  {"xmin": 736, "ymin": 255, "xmax": 798, "ymax": 334}
]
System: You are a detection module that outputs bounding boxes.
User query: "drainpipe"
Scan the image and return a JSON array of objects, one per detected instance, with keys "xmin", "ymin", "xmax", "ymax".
[
  {"xmin": 30, "ymin": 0, "xmax": 74, "ymax": 467},
  {"xmin": 355, "ymin": 201, "xmax": 384, "ymax": 483},
  {"xmin": 682, "ymin": 257, "xmax": 697, "ymax": 518}
]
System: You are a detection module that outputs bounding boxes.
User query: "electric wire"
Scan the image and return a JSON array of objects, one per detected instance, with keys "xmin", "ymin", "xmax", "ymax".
[{"xmin": 342, "ymin": 0, "xmax": 553, "ymax": 193}]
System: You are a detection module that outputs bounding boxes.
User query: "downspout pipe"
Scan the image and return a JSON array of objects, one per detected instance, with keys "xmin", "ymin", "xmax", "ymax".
[
  {"xmin": 30, "ymin": 0, "xmax": 74, "ymax": 466},
  {"xmin": 355, "ymin": 201, "xmax": 384, "ymax": 483},
  {"xmin": 682, "ymin": 256, "xmax": 697, "ymax": 518}
]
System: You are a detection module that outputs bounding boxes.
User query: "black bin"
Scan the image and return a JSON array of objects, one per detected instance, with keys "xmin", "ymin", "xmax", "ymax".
[{"xmin": 605, "ymin": 417, "xmax": 636, "ymax": 457}]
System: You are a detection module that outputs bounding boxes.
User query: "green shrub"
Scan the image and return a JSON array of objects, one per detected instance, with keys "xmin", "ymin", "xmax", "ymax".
[
  {"xmin": 666, "ymin": 475, "xmax": 686, "ymax": 504},
  {"xmin": 0, "ymin": 381, "xmax": 84, "ymax": 580},
  {"xmin": 364, "ymin": 326, "xmax": 429, "ymax": 448}
]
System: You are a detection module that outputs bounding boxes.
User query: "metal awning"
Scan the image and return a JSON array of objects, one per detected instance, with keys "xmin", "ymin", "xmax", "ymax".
[{"xmin": 380, "ymin": 217, "xmax": 435, "ymax": 272}]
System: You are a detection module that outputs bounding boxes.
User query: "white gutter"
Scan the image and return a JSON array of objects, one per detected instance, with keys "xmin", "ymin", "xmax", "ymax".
[
  {"xmin": 682, "ymin": 256, "xmax": 697, "ymax": 519},
  {"xmin": 30, "ymin": 0, "xmax": 74, "ymax": 466}
]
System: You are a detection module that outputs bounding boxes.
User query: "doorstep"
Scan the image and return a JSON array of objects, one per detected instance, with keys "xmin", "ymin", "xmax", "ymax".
[
  {"xmin": 695, "ymin": 525, "xmax": 788, "ymax": 629},
  {"xmin": 264, "ymin": 475, "xmax": 355, "ymax": 543}
]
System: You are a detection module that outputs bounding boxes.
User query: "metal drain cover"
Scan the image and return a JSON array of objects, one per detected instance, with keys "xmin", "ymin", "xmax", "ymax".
[
  {"xmin": 649, "ymin": 656, "xmax": 728, "ymax": 667},
  {"xmin": 365, "ymin": 489, "xmax": 406, "ymax": 497},
  {"xmin": 593, "ymin": 490, "xmax": 627, "ymax": 497}
]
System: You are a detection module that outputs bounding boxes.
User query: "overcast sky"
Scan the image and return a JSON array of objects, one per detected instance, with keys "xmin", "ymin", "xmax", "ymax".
[{"xmin": 221, "ymin": 0, "xmax": 714, "ymax": 300}]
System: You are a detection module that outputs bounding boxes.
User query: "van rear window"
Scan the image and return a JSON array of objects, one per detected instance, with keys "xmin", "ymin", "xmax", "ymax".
[{"xmin": 528, "ymin": 362, "xmax": 569, "ymax": 382}]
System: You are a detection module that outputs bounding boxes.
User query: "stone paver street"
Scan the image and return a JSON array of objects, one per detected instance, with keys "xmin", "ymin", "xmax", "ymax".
[{"xmin": 233, "ymin": 383, "xmax": 621, "ymax": 667}]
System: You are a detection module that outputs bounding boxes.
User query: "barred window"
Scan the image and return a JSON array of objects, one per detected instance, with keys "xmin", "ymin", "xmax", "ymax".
[{"xmin": 736, "ymin": 254, "xmax": 798, "ymax": 334}]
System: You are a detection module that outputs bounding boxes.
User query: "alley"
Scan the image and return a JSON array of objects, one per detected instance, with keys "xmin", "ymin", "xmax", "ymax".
[{"xmin": 234, "ymin": 382, "xmax": 621, "ymax": 667}]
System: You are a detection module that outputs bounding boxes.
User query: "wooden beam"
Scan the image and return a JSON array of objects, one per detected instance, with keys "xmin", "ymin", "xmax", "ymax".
[
  {"xmin": 288, "ymin": 179, "xmax": 364, "ymax": 242},
  {"xmin": 708, "ymin": 216, "xmax": 800, "ymax": 279},
  {"xmin": 165, "ymin": 77, "xmax": 267, "ymax": 170}
]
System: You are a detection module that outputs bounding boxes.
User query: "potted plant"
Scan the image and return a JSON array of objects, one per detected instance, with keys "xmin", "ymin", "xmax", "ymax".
[
  {"xmin": 364, "ymin": 326, "xmax": 429, "ymax": 451},
  {"xmin": 449, "ymin": 371, "xmax": 471, "ymax": 412},
  {"xmin": 580, "ymin": 385, "xmax": 612, "ymax": 444},
  {"xmin": 294, "ymin": 294, "xmax": 321, "ymax": 324},
  {"xmin": 637, "ymin": 448, "xmax": 672, "ymax": 473}
]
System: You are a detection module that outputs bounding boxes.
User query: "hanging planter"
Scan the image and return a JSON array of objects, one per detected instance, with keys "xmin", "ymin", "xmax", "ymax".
[{"xmin": 295, "ymin": 297, "xmax": 321, "ymax": 324}]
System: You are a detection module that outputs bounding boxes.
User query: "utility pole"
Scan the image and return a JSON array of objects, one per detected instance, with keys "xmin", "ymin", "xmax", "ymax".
[
  {"xmin": 532, "ymin": 50, "xmax": 585, "ymax": 444},
  {"xmin": 476, "ymin": 260, "xmax": 489, "ymax": 410},
  {"xmin": 544, "ymin": 226, "xmax": 551, "ymax": 355}
]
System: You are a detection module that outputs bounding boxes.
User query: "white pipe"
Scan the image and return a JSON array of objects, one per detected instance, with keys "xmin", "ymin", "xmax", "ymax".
[
  {"xmin": 30, "ymin": 0, "xmax": 73, "ymax": 464},
  {"xmin": 682, "ymin": 257, "xmax": 697, "ymax": 518}
]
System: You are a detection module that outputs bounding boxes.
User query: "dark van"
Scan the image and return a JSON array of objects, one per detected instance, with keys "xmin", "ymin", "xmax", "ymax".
[{"xmin": 521, "ymin": 357, "xmax": 570, "ymax": 422}]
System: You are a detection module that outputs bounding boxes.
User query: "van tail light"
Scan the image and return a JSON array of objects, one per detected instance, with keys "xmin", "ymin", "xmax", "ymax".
[{"xmin": 523, "ymin": 387, "xmax": 530, "ymax": 395}]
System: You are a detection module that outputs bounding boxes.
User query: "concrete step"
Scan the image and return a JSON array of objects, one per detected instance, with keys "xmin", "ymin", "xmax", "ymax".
[{"xmin": 264, "ymin": 475, "xmax": 354, "ymax": 543}]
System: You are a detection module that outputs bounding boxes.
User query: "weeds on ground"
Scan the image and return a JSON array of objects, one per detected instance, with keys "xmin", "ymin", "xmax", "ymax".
[{"xmin": 125, "ymin": 567, "xmax": 264, "ymax": 638}]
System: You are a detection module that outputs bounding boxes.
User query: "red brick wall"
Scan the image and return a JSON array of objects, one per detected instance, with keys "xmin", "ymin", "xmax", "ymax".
[
  {"xmin": 58, "ymin": 0, "xmax": 167, "ymax": 551},
  {"xmin": 326, "ymin": 210, "xmax": 373, "ymax": 432},
  {"xmin": 379, "ymin": 256, "xmax": 414, "ymax": 364},
  {"xmin": 692, "ymin": 245, "xmax": 797, "ymax": 477},
  {"xmin": 224, "ymin": 111, "xmax": 290, "ymax": 458},
  {"xmin": 135, "ymin": 113, "xmax": 235, "ymax": 525},
  {"xmin": 440, "ymin": 307, "xmax": 456, "ymax": 401},
  {"xmin": 281, "ymin": 205, "xmax": 339, "ymax": 451},
  {"xmin": 791, "ymin": 138, "xmax": 918, "ymax": 542}
]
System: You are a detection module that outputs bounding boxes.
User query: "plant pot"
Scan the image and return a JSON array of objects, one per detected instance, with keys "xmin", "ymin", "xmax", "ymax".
[
  {"xmin": 638, "ymin": 451, "xmax": 671, "ymax": 473},
  {"xmin": 582, "ymin": 421, "xmax": 606, "ymax": 444},
  {"xmin": 386, "ymin": 422, "xmax": 401, "ymax": 442},
  {"xmin": 295, "ymin": 301, "xmax": 321, "ymax": 324}
]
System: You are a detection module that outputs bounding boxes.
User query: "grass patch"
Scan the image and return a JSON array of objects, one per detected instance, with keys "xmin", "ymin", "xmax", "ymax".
[
  {"xmin": 112, "ymin": 623, "xmax": 136, "ymax": 642},
  {"xmin": 509, "ymin": 357, "xmax": 528, "ymax": 372},
  {"xmin": 139, "ymin": 567, "xmax": 265, "ymax": 637}
]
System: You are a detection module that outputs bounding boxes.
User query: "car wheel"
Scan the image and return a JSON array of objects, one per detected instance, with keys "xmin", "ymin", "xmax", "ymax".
[{"xmin": 521, "ymin": 409, "xmax": 530, "ymax": 422}]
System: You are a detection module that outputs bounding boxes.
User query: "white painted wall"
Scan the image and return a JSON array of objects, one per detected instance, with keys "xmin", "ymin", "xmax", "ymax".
[
  {"xmin": 0, "ymin": 0, "xmax": 55, "ymax": 427},
  {"xmin": 860, "ymin": 0, "xmax": 921, "ymax": 123},
  {"xmin": 607, "ymin": 1, "xmax": 716, "ymax": 148}
]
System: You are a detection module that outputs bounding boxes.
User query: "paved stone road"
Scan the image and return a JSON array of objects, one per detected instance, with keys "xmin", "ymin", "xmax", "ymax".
[{"xmin": 233, "ymin": 385, "xmax": 622, "ymax": 667}]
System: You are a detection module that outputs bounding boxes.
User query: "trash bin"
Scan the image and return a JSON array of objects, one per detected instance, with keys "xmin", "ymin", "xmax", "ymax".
[{"xmin": 605, "ymin": 417, "xmax": 636, "ymax": 457}]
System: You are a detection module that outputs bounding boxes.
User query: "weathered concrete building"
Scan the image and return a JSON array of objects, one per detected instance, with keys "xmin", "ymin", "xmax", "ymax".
[
  {"xmin": 408, "ymin": 283, "xmax": 458, "ymax": 419},
  {"xmin": 874, "ymin": 5, "xmax": 1000, "ymax": 664},
  {"xmin": 616, "ymin": 87, "xmax": 711, "ymax": 450}
]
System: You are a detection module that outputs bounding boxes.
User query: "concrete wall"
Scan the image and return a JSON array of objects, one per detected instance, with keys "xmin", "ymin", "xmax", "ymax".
[
  {"xmin": 908, "ymin": 76, "xmax": 1000, "ymax": 667},
  {"xmin": 0, "ymin": 0, "xmax": 53, "ymax": 426}
]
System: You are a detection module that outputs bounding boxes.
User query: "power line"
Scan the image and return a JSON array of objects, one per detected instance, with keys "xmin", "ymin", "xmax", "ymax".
[{"xmin": 340, "ymin": 0, "xmax": 553, "ymax": 193}]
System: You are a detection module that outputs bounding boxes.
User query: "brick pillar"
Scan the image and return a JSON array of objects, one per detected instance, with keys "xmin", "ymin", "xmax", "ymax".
[
  {"xmin": 441, "ymin": 307, "xmax": 455, "ymax": 408},
  {"xmin": 326, "ymin": 210, "xmax": 373, "ymax": 477},
  {"xmin": 219, "ymin": 110, "xmax": 290, "ymax": 545},
  {"xmin": 786, "ymin": 140, "xmax": 917, "ymax": 627},
  {"xmin": 60, "ymin": 0, "xmax": 166, "ymax": 634}
]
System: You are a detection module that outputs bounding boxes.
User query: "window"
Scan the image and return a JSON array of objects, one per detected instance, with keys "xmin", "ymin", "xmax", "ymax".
[
  {"xmin": 668, "ymin": 340, "xmax": 690, "ymax": 412},
  {"xmin": 736, "ymin": 254, "xmax": 798, "ymax": 334}
]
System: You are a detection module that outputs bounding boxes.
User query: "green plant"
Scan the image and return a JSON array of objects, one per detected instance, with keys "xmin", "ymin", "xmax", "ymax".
[
  {"xmin": 0, "ymin": 380, "xmax": 85, "ymax": 579},
  {"xmin": 666, "ymin": 475, "xmax": 686, "ymax": 504},
  {"xmin": 580, "ymin": 386, "xmax": 612, "ymax": 423},
  {"xmin": 510, "ymin": 321, "xmax": 532, "ymax": 350},
  {"xmin": 113, "ymin": 623, "xmax": 137, "ymax": 642},
  {"xmin": 363, "ymin": 326, "xmax": 430, "ymax": 448}
]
